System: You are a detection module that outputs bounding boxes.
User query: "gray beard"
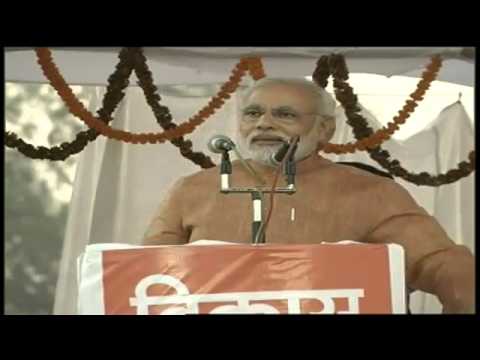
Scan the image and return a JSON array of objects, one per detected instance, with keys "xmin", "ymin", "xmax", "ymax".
[
  {"xmin": 249, "ymin": 144, "xmax": 281, "ymax": 167},
  {"xmin": 237, "ymin": 125, "xmax": 321, "ymax": 167}
]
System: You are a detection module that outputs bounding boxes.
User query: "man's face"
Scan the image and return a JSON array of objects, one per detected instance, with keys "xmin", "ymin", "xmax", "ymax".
[{"xmin": 238, "ymin": 84, "xmax": 323, "ymax": 166}]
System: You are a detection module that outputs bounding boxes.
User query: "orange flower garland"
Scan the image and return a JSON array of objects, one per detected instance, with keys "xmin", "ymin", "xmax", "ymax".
[
  {"xmin": 7, "ymin": 48, "xmax": 474, "ymax": 186},
  {"xmin": 35, "ymin": 48, "xmax": 265, "ymax": 144},
  {"xmin": 314, "ymin": 53, "xmax": 475, "ymax": 186},
  {"xmin": 322, "ymin": 55, "xmax": 443, "ymax": 154},
  {"xmin": 5, "ymin": 47, "xmax": 135, "ymax": 160}
]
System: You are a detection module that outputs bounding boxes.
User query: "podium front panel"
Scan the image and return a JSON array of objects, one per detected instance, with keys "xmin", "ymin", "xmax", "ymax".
[{"xmin": 77, "ymin": 242, "xmax": 406, "ymax": 314}]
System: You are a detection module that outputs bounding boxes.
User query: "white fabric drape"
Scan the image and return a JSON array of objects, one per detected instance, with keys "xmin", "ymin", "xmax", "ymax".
[
  {"xmin": 53, "ymin": 88, "xmax": 474, "ymax": 315},
  {"xmin": 5, "ymin": 47, "xmax": 474, "ymax": 86},
  {"xmin": 54, "ymin": 87, "xmax": 241, "ymax": 314}
]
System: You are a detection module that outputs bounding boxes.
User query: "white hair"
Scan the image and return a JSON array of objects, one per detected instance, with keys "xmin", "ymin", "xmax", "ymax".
[{"xmin": 241, "ymin": 77, "xmax": 336, "ymax": 119}]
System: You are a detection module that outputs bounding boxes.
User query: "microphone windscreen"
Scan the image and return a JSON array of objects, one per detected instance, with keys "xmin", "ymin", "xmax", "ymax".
[
  {"xmin": 273, "ymin": 142, "xmax": 290, "ymax": 163},
  {"xmin": 208, "ymin": 135, "xmax": 234, "ymax": 153}
]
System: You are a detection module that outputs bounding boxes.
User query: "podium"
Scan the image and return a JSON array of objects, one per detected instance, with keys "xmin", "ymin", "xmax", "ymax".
[{"xmin": 77, "ymin": 240, "xmax": 406, "ymax": 314}]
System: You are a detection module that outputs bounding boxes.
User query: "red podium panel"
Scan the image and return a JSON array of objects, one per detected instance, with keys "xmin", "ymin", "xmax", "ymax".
[{"xmin": 77, "ymin": 241, "xmax": 406, "ymax": 314}]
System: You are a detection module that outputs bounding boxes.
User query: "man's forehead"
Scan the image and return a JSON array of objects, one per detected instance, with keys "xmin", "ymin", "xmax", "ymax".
[
  {"xmin": 243, "ymin": 104, "xmax": 298, "ymax": 111},
  {"xmin": 244, "ymin": 84, "xmax": 316, "ymax": 110}
]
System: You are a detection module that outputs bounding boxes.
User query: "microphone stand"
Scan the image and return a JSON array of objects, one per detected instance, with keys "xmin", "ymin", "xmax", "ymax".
[
  {"xmin": 284, "ymin": 143, "xmax": 297, "ymax": 189},
  {"xmin": 218, "ymin": 144, "xmax": 297, "ymax": 244},
  {"xmin": 220, "ymin": 150, "xmax": 232, "ymax": 190}
]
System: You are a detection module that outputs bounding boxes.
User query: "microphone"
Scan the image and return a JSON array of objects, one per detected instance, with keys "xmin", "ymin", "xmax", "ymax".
[
  {"xmin": 269, "ymin": 137, "xmax": 299, "ymax": 166},
  {"xmin": 208, "ymin": 135, "xmax": 236, "ymax": 153},
  {"xmin": 269, "ymin": 142, "xmax": 290, "ymax": 166}
]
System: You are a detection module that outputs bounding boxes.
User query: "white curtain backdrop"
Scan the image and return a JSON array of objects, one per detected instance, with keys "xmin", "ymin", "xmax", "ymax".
[
  {"xmin": 5, "ymin": 47, "xmax": 474, "ymax": 86},
  {"xmin": 53, "ymin": 86, "xmax": 475, "ymax": 315}
]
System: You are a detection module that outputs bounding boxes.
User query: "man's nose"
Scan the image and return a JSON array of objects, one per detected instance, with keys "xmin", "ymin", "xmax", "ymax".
[{"xmin": 255, "ymin": 112, "xmax": 275, "ymax": 130}]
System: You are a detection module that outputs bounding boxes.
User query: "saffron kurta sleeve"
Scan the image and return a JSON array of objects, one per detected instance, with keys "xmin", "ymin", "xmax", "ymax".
[
  {"xmin": 363, "ymin": 180, "xmax": 475, "ymax": 314},
  {"xmin": 142, "ymin": 177, "xmax": 190, "ymax": 246}
]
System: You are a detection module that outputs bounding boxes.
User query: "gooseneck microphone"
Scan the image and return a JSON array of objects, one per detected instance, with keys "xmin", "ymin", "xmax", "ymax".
[
  {"xmin": 269, "ymin": 137, "xmax": 299, "ymax": 166},
  {"xmin": 207, "ymin": 135, "xmax": 236, "ymax": 189},
  {"xmin": 207, "ymin": 135, "xmax": 236, "ymax": 153},
  {"xmin": 270, "ymin": 142, "xmax": 290, "ymax": 166}
]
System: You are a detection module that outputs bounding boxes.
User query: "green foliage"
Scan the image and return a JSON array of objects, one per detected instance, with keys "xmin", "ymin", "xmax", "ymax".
[{"xmin": 5, "ymin": 82, "xmax": 90, "ymax": 314}]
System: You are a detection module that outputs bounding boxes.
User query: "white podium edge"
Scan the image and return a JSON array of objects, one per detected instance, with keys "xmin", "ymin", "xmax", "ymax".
[
  {"xmin": 388, "ymin": 244, "xmax": 406, "ymax": 314},
  {"xmin": 77, "ymin": 249, "xmax": 105, "ymax": 315}
]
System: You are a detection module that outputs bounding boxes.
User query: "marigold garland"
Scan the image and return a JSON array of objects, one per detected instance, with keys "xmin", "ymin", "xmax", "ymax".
[
  {"xmin": 127, "ymin": 47, "xmax": 215, "ymax": 168},
  {"xmin": 313, "ymin": 53, "xmax": 475, "ymax": 186},
  {"xmin": 318, "ymin": 55, "xmax": 443, "ymax": 154},
  {"xmin": 9, "ymin": 48, "xmax": 472, "ymax": 186},
  {"xmin": 5, "ymin": 48, "xmax": 135, "ymax": 160},
  {"xmin": 6, "ymin": 48, "xmax": 266, "ymax": 166},
  {"xmin": 34, "ymin": 48, "xmax": 265, "ymax": 145}
]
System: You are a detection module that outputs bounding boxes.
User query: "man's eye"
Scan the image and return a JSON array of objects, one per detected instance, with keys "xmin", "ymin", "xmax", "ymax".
[
  {"xmin": 277, "ymin": 112, "xmax": 298, "ymax": 119},
  {"xmin": 245, "ymin": 110, "xmax": 262, "ymax": 117}
]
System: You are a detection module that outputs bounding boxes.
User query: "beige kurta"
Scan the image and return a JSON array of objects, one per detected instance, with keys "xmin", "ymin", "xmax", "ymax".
[{"xmin": 143, "ymin": 154, "xmax": 475, "ymax": 313}]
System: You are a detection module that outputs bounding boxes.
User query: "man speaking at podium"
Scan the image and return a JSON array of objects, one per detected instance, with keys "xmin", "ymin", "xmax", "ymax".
[{"xmin": 142, "ymin": 78, "xmax": 475, "ymax": 314}]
